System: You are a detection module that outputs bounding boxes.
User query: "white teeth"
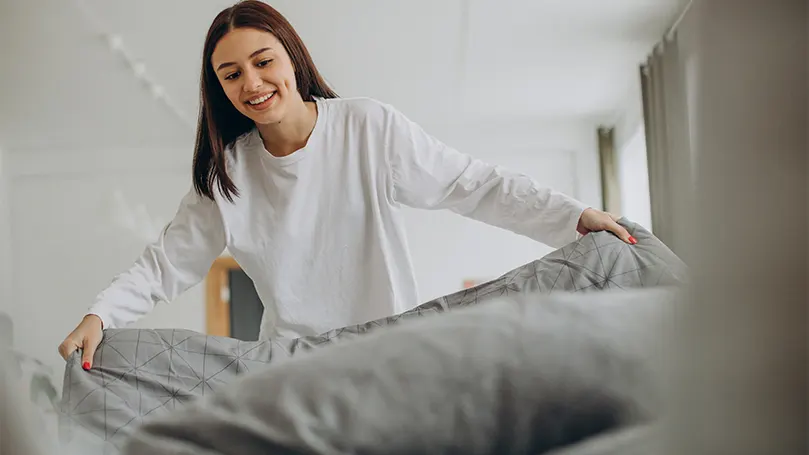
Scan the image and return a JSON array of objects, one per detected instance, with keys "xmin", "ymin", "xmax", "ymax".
[{"xmin": 248, "ymin": 93, "xmax": 274, "ymax": 105}]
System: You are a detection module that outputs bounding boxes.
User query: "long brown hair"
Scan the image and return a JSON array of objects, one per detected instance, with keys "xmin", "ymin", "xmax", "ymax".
[{"xmin": 193, "ymin": 0, "xmax": 338, "ymax": 202}]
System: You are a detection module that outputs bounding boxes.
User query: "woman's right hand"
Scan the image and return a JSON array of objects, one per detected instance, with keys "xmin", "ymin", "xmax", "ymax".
[{"xmin": 58, "ymin": 314, "xmax": 103, "ymax": 370}]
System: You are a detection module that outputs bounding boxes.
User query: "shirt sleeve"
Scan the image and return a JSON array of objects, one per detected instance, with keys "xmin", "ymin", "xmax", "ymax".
[
  {"xmin": 382, "ymin": 104, "xmax": 591, "ymax": 249},
  {"xmin": 86, "ymin": 188, "xmax": 227, "ymax": 330}
]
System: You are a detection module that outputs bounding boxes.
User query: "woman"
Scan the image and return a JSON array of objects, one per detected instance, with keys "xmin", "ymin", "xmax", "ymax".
[{"xmin": 58, "ymin": 0, "xmax": 635, "ymax": 370}]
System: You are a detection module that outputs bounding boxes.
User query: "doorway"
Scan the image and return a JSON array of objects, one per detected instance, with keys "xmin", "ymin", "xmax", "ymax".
[{"xmin": 205, "ymin": 257, "xmax": 264, "ymax": 341}]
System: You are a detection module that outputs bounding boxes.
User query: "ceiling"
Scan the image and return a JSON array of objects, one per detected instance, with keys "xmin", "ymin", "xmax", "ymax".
[{"xmin": 0, "ymin": 0, "xmax": 686, "ymax": 152}]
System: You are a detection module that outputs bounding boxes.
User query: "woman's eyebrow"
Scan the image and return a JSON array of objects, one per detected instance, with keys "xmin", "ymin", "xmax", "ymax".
[{"xmin": 216, "ymin": 47, "xmax": 273, "ymax": 71}]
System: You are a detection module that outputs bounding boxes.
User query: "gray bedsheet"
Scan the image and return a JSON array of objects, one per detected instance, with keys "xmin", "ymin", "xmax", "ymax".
[{"xmin": 58, "ymin": 218, "xmax": 686, "ymax": 454}]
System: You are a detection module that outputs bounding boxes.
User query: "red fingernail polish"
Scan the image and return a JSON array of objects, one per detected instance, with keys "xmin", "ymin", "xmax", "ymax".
[
  {"xmin": 83, "ymin": 362, "xmax": 90, "ymax": 370},
  {"xmin": 629, "ymin": 236, "xmax": 637, "ymax": 245}
]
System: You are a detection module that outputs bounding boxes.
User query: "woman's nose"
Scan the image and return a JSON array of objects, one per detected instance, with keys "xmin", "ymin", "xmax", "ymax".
[{"xmin": 242, "ymin": 68, "xmax": 262, "ymax": 91}]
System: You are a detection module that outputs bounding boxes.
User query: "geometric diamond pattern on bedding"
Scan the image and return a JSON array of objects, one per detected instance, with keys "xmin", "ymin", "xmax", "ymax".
[{"xmin": 58, "ymin": 217, "xmax": 687, "ymax": 454}]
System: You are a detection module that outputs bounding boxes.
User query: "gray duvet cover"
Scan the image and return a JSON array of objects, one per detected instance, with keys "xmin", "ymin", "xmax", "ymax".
[{"xmin": 58, "ymin": 219, "xmax": 686, "ymax": 454}]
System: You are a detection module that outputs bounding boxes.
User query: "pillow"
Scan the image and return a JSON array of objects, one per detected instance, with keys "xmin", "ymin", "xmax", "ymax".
[{"xmin": 120, "ymin": 288, "xmax": 676, "ymax": 455}]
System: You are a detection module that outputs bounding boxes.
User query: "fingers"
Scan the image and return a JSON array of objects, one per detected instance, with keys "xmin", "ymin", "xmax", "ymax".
[
  {"xmin": 609, "ymin": 220, "xmax": 636, "ymax": 245},
  {"xmin": 59, "ymin": 328, "xmax": 102, "ymax": 371},
  {"xmin": 57, "ymin": 339, "xmax": 78, "ymax": 361},
  {"xmin": 58, "ymin": 336, "xmax": 98, "ymax": 370},
  {"xmin": 577, "ymin": 209, "xmax": 636, "ymax": 244},
  {"xmin": 81, "ymin": 328, "xmax": 103, "ymax": 370},
  {"xmin": 81, "ymin": 337, "xmax": 98, "ymax": 370},
  {"xmin": 58, "ymin": 338, "xmax": 98, "ymax": 370},
  {"xmin": 59, "ymin": 315, "xmax": 104, "ymax": 369}
]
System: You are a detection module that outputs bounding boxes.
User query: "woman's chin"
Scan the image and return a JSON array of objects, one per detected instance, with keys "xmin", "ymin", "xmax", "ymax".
[{"xmin": 245, "ymin": 108, "xmax": 284, "ymax": 126}]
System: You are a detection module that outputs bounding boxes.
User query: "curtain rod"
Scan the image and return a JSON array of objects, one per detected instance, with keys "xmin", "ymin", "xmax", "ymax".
[{"xmin": 664, "ymin": 0, "xmax": 694, "ymax": 40}]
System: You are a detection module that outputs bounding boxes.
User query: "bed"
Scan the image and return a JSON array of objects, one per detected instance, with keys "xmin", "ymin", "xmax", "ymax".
[{"xmin": 56, "ymin": 218, "xmax": 686, "ymax": 454}]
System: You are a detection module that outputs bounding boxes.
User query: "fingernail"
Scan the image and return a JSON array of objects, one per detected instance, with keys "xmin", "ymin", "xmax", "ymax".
[
  {"xmin": 82, "ymin": 362, "xmax": 90, "ymax": 370},
  {"xmin": 629, "ymin": 236, "xmax": 637, "ymax": 245}
]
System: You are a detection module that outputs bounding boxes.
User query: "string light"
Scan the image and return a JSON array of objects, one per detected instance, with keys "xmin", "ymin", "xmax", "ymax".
[{"xmin": 70, "ymin": 0, "xmax": 196, "ymax": 130}]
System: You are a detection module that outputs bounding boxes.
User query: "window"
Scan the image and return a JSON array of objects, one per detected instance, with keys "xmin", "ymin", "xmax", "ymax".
[{"xmin": 617, "ymin": 126, "xmax": 653, "ymax": 232}]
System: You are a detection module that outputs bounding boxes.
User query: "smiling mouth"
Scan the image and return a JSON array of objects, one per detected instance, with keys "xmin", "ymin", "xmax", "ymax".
[{"xmin": 245, "ymin": 92, "xmax": 276, "ymax": 108}]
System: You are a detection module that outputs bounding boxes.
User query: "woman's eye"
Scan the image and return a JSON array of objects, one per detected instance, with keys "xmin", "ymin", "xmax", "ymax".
[
  {"xmin": 225, "ymin": 71, "xmax": 240, "ymax": 80},
  {"xmin": 257, "ymin": 59, "xmax": 273, "ymax": 67}
]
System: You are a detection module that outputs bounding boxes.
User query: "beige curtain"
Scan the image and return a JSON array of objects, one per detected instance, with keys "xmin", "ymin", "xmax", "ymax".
[
  {"xmin": 597, "ymin": 127, "xmax": 621, "ymax": 214},
  {"xmin": 660, "ymin": 1, "xmax": 808, "ymax": 453},
  {"xmin": 640, "ymin": 18, "xmax": 696, "ymax": 257}
]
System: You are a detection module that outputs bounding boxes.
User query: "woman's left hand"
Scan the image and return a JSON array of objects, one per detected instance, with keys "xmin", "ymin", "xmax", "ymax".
[{"xmin": 576, "ymin": 208, "xmax": 637, "ymax": 245}]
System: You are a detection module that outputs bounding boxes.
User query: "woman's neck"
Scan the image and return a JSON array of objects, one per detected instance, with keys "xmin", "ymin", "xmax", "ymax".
[{"xmin": 256, "ymin": 99, "xmax": 318, "ymax": 157}]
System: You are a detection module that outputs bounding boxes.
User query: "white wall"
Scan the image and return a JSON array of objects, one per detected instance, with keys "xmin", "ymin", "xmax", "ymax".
[{"xmin": 6, "ymin": 117, "xmax": 599, "ymax": 380}]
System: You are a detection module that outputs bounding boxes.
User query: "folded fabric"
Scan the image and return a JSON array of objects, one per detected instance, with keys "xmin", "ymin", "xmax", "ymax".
[{"xmin": 58, "ymin": 218, "xmax": 686, "ymax": 454}]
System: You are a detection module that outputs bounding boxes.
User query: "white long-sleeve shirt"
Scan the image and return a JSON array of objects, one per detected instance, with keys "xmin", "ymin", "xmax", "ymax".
[{"xmin": 87, "ymin": 97, "xmax": 590, "ymax": 339}]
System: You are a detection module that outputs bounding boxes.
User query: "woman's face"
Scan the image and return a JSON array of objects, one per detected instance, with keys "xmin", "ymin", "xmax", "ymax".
[{"xmin": 211, "ymin": 27, "xmax": 299, "ymax": 125}]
